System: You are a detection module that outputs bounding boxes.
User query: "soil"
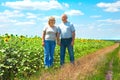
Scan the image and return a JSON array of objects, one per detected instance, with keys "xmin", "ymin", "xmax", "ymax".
[{"xmin": 39, "ymin": 43, "xmax": 119, "ymax": 80}]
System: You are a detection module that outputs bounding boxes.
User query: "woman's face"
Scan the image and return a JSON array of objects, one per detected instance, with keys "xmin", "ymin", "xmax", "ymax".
[{"xmin": 49, "ymin": 19, "xmax": 55, "ymax": 27}]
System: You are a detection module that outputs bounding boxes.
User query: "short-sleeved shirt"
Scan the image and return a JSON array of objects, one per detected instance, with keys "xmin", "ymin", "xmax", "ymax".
[
  {"xmin": 58, "ymin": 22, "xmax": 75, "ymax": 38},
  {"xmin": 43, "ymin": 25, "xmax": 58, "ymax": 41}
]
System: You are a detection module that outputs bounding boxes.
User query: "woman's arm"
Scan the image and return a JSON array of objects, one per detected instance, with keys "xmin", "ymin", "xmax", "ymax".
[
  {"xmin": 42, "ymin": 31, "xmax": 46, "ymax": 46},
  {"xmin": 56, "ymin": 32, "xmax": 60, "ymax": 46}
]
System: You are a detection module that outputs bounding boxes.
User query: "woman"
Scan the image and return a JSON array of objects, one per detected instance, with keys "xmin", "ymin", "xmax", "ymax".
[{"xmin": 42, "ymin": 16, "xmax": 58, "ymax": 68}]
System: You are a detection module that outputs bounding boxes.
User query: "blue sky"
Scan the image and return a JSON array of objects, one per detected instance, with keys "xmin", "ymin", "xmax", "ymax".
[{"xmin": 0, "ymin": 0, "xmax": 120, "ymax": 40}]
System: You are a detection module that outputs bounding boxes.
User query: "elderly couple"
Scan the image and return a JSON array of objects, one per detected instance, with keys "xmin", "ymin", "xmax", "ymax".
[{"xmin": 42, "ymin": 14, "xmax": 75, "ymax": 69}]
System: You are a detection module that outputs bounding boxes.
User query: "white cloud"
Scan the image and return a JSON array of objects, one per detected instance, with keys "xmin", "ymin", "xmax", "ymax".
[
  {"xmin": 0, "ymin": 24, "xmax": 9, "ymax": 28},
  {"xmin": 26, "ymin": 13, "xmax": 37, "ymax": 19},
  {"xmin": 97, "ymin": 23, "xmax": 112, "ymax": 27},
  {"xmin": 0, "ymin": 16, "xmax": 9, "ymax": 23},
  {"xmin": 39, "ymin": 15, "xmax": 60, "ymax": 22},
  {"xmin": 15, "ymin": 20, "xmax": 35, "ymax": 26},
  {"xmin": 97, "ymin": 1, "xmax": 120, "ymax": 12},
  {"xmin": 0, "ymin": 10, "xmax": 37, "ymax": 28},
  {"xmin": 97, "ymin": 19, "xmax": 120, "ymax": 24},
  {"xmin": 64, "ymin": 10, "xmax": 84, "ymax": 16},
  {"xmin": 62, "ymin": 3, "xmax": 69, "ymax": 8},
  {"xmin": 0, "ymin": 10, "xmax": 24, "ymax": 18},
  {"xmin": 90, "ymin": 15, "xmax": 101, "ymax": 18},
  {"xmin": 75, "ymin": 22, "xmax": 120, "ymax": 39},
  {"xmin": 0, "ymin": 15, "xmax": 18, "ymax": 24},
  {"xmin": 2, "ymin": 0, "xmax": 68, "ymax": 10}
]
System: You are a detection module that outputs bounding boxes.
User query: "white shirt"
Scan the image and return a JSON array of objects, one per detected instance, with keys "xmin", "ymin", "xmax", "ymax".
[{"xmin": 43, "ymin": 25, "xmax": 58, "ymax": 41}]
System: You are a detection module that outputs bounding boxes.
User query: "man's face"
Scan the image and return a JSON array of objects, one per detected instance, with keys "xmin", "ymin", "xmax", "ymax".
[{"xmin": 62, "ymin": 15, "xmax": 67, "ymax": 23}]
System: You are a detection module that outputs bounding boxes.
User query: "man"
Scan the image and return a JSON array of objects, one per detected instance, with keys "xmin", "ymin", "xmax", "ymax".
[{"xmin": 57, "ymin": 14, "xmax": 75, "ymax": 66}]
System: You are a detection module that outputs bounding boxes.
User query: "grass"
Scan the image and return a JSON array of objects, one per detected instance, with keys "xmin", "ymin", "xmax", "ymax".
[{"xmin": 86, "ymin": 44, "xmax": 120, "ymax": 80}]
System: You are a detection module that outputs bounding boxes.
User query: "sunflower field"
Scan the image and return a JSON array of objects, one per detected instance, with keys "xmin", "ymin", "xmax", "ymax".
[{"xmin": 0, "ymin": 34, "xmax": 114, "ymax": 80}]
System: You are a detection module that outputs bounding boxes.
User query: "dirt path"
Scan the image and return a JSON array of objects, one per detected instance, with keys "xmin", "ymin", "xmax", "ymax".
[{"xmin": 39, "ymin": 43, "xmax": 119, "ymax": 80}]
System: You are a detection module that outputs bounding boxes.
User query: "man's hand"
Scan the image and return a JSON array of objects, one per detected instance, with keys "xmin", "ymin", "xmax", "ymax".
[{"xmin": 71, "ymin": 41, "xmax": 74, "ymax": 46}]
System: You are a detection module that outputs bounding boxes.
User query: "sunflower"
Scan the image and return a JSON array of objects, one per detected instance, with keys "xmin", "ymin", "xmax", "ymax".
[{"xmin": 4, "ymin": 38, "xmax": 9, "ymax": 42}]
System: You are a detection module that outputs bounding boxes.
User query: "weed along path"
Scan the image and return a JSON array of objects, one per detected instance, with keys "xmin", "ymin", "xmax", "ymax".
[{"xmin": 39, "ymin": 43, "xmax": 119, "ymax": 80}]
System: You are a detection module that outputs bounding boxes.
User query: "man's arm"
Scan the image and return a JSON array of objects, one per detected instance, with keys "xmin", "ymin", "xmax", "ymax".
[{"xmin": 71, "ymin": 31, "xmax": 75, "ymax": 46}]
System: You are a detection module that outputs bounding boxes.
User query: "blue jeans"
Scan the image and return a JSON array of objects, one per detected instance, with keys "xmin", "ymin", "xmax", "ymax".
[
  {"xmin": 60, "ymin": 38, "xmax": 74, "ymax": 65},
  {"xmin": 44, "ymin": 40, "xmax": 56, "ymax": 67}
]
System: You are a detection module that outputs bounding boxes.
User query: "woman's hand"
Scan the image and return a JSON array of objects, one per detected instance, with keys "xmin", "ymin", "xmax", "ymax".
[
  {"xmin": 42, "ymin": 41, "xmax": 45, "ymax": 46},
  {"xmin": 57, "ymin": 41, "xmax": 60, "ymax": 46}
]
